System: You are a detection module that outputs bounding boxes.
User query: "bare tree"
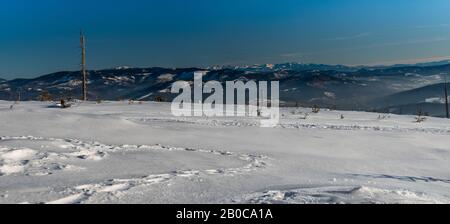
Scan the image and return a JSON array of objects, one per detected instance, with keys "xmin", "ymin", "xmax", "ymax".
[
  {"xmin": 80, "ymin": 31, "xmax": 88, "ymax": 101},
  {"xmin": 415, "ymin": 107, "xmax": 427, "ymax": 123},
  {"xmin": 15, "ymin": 89, "xmax": 21, "ymax": 103},
  {"xmin": 444, "ymin": 76, "xmax": 449, "ymax": 118}
]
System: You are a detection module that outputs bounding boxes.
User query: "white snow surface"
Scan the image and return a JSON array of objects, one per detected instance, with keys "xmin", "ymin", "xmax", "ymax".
[{"xmin": 0, "ymin": 101, "xmax": 449, "ymax": 204}]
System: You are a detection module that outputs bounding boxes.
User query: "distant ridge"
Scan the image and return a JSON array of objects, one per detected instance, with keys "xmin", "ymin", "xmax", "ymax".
[{"xmin": 1, "ymin": 61, "xmax": 450, "ymax": 117}]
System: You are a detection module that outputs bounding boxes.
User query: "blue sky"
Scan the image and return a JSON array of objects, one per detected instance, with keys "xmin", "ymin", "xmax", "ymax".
[{"xmin": 1, "ymin": 0, "xmax": 450, "ymax": 78}]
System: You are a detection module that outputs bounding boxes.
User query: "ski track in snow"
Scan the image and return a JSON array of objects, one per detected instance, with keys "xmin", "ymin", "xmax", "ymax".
[
  {"xmin": 128, "ymin": 117, "xmax": 260, "ymax": 128},
  {"xmin": 234, "ymin": 186, "xmax": 446, "ymax": 204},
  {"xmin": 0, "ymin": 136, "xmax": 269, "ymax": 204},
  {"xmin": 127, "ymin": 116, "xmax": 450, "ymax": 134},
  {"xmin": 51, "ymin": 154, "xmax": 268, "ymax": 204},
  {"xmin": 279, "ymin": 123, "xmax": 450, "ymax": 134}
]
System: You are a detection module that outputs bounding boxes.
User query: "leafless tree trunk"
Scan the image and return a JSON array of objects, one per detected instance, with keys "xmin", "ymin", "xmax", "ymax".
[
  {"xmin": 445, "ymin": 76, "xmax": 449, "ymax": 118},
  {"xmin": 80, "ymin": 32, "xmax": 88, "ymax": 101}
]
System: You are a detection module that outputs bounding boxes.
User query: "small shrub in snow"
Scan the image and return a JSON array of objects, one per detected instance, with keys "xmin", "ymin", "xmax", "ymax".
[
  {"xmin": 377, "ymin": 114, "xmax": 390, "ymax": 120},
  {"xmin": 312, "ymin": 105, "xmax": 320, "ymax": 114},
  {"xmin": 38, "ymin": 90, "xmax": 53, "ymax": 101},
  {"xmin": 59, "ymin": 99, "xmax": 71, "ymax": 109},
  {"xmin": 415, "ymin": 116, "xmax": 427, "ymax": 123},
  {"xmin": 415, "ymin": 111, "xmax": 427, "ymax": 123},
  {"xmin": 155, "ymin": 96, "xmax": 164, "ymax": 102}
]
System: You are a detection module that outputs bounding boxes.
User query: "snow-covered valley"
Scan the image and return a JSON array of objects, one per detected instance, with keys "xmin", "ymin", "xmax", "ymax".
[{"xmin": 0, "ymin": 101, "xmax": 449, "ymax": 204}]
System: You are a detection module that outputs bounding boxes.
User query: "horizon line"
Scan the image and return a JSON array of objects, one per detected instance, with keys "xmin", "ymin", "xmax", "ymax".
[{"xmin": 2, "ymin": 58, "xmax": 450, "ymax": 80}]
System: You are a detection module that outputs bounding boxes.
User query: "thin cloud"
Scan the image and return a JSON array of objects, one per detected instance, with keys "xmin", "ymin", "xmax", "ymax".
[
  {"xmin": 280, "ymin": 52, "xmax": 302, "ymax": 58},
  {"xmin": 280, "ymin": 51, "xmax": 320, "ymax": 59},
  {"xmin": 338, "ymin": 37, "xmax": 449, "ymax": 52},
  {"xmin": 327, "ymin": 32, "xmax": 372, "ymax": 41},
  {"xmin": 415, "ymin": 23, "xmax": 450, "ymax": 29},
  {"xmin": 363, "ymin": 55, "xmax": 450, "ymax": 66},
  {"xmin": 369, "ymin": 37, "xmax": 448, "ymax": 48},
  {"xmin": 284, "ymin": 37, "xmax": 449, "ymax": 59}
]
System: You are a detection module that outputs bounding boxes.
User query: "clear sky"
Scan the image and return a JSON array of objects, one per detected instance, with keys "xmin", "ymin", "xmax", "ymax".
[{"xmin": 1, "ymin": 0, "xmax": 450, "ymax": 78}]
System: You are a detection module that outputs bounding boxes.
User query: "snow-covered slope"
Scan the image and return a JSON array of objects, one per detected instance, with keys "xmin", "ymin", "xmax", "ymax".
[{"xmin": 0, "ymin": 101, "xmax": 449, "ymax": 204}]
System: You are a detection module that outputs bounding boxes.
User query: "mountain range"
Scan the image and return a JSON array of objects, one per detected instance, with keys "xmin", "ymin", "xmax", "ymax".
[{"xmin": 1, "ymin": 62, "xmax": 450, "ymax": 117}]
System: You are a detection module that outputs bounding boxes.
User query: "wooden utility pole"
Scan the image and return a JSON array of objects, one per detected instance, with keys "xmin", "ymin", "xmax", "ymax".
[
  {"xmin": 80, "ymin": 31, "xmax": 88, "ymax": 101},
  {"xmin": 445, "ymin": 76, "xmax": 449, "ymax": 118}
]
